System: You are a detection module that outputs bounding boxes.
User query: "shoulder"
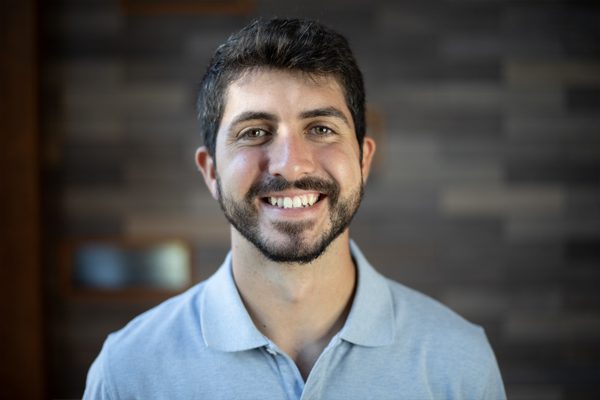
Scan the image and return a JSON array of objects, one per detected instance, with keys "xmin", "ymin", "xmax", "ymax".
[
  {"xmin": 388, "ymin": 279, "xmax": 479, "ymax": 332},
  {"xmin": 110, "ymin": 282, "xmax": 207, "ymax": 353},
  {"xmin": 387, "ymin": 278, "xmax": 491, "ymax": 357},
  {"xmin": 84, "ymin": 283, "xmax": 209, "ymax": 398},
  {"xmin": 384, "ymin": 278, "xmax": 504, "ymax": 397}
]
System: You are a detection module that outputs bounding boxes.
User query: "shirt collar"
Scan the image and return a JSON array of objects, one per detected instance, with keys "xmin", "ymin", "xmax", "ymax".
[
  {"xmin": 339, "ymin": 240, "xmax": 395, "ymax": 347},
  {"xmin": 199, "ymin": 252, "xmax": 269, "ymax": 352},
  {"xmin": 200, "ymin": 241, "xmax": 395, "ymax": 352}
]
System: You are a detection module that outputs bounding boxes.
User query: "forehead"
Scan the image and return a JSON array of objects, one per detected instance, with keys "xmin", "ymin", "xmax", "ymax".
[
  {"xmin": 220, "ymin": 69, "xmax": 350, "ymax": 123},
  {"xmin": 231, "ymin": 68, "xmax": 343, "ymax": 94}
]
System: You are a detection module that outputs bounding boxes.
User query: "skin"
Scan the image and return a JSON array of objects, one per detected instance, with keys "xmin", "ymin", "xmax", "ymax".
[{"xmin": 196, "ymin": 69, "xmax": 376, "ymax": 380}]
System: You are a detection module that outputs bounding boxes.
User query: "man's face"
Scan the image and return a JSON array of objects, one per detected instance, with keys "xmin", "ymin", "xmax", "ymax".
[{"xmin": 200, "ymin": 69, "xmax": 374, "ymax": 264}]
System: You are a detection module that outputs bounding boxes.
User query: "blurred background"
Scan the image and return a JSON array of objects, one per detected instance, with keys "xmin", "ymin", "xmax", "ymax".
[{"xmin": 2, "ymin": 0, "xmax": 599, "ymax": 399}]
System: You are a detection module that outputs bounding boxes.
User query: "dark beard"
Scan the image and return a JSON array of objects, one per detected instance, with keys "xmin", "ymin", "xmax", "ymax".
[{"xmin": 217, "ymin": 175, "xmax": 363, "ymax": 264}]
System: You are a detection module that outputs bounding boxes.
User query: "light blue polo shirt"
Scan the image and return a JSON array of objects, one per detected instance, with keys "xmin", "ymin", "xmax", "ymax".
[{"xmin": 84, "ymin": 242, "xmax": 506, "ymax": 399}]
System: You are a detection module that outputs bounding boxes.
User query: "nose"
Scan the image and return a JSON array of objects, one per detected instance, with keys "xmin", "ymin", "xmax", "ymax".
[{"xmin": 267, "ymin": 130, "xmax": 316, "ymax": 181}]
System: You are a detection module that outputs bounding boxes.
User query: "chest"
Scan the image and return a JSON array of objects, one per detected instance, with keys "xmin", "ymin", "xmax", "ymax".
[{"xmin": 118, "ymin": 342, "xmax": 438, "ymax": 400}]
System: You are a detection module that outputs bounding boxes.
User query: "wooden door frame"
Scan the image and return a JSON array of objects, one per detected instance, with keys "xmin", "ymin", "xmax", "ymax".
[{"xmin": 0, "ymin": 0, "xmax": 46, "ymax": 398}]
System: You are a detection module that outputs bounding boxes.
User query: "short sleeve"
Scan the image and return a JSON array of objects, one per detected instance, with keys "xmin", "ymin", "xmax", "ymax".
[
  {"xmin": 479, "ymin": 330, "xmax": 507, "ymax": 400},
  {"xmin": 83, "ymin": 340, "xmax": 117, "ymax": 400}
]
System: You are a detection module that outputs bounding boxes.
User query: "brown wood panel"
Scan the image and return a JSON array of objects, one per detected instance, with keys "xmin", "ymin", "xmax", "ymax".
[{"xmin": 0, "ymin": 0, "xmax": 45, "ymax": 398}]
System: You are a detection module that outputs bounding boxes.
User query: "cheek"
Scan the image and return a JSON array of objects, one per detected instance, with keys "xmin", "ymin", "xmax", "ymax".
[
  {"xmin": 318, "ymin": 145, "xmax": 362, "ymax": 185},
  {"xmin": 217, "ymin": 150, "xmax": 265, "ymax": 191}
]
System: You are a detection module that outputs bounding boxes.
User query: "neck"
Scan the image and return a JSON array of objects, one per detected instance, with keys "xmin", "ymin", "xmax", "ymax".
[{"xmin": 230, "ymin": 230, "xmax": 356, "ymax": 380}]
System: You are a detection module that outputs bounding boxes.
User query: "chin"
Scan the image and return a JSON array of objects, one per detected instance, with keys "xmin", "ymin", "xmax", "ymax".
[{"xmin": 253, "ymin": 229, "xmax": 339, "ymax": 265}]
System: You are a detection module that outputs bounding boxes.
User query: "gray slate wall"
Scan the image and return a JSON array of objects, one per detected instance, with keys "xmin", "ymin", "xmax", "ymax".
[{"xmin": 42, "ymin": 0, "xmax": 600, "ymax": 398}]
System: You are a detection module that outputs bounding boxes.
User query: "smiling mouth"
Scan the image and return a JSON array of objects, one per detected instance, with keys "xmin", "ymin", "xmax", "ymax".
[{"xmin": 262, "ymin": 194, "xmax": 324, "ymax": 209}]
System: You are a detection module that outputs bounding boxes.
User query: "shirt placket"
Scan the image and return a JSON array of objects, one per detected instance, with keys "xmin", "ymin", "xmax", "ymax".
[
  {"xmin": 264, "ymin": 343, "xmax": 305, "ymax": 400},
  {"xmin": 300, "ymin": 335, "xmax": 344, "ymax": 400}
]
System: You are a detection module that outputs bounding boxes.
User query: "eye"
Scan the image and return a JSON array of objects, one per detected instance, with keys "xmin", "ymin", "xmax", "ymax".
[
  {"xmin": 309, "ymin": 126, "xmax": 334, "ymax": 136},
  {"xmin": 240, "ymin": 128, "xmax": 269, "ymax": 139}
]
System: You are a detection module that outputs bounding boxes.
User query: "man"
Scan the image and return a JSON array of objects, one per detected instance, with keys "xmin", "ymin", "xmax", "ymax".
[{"xmin": 84, "ymin": 18, "xmax": 505, "ymax": 399}]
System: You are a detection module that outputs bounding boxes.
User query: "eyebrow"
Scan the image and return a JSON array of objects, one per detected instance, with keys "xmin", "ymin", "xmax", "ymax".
[
  {"xmin": 227, "ymin": 106, "xmax": 350, "ymax": 131},
  {"xmin": 230, "ymin": 111, "xmax": 279, "ymax": 127},
  {"xmin": 299, "ymin": 107, "xmax": 350, "ymax": 127}
]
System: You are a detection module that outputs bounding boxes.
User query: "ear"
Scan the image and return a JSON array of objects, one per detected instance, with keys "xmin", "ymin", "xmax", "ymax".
[
  {"xmin": 195, "ymin": 146, "xmax": 219, "ymax": 200},
  {"xmin": 360, "ymin": 136, "xmax": 376, "ymax": 182}
]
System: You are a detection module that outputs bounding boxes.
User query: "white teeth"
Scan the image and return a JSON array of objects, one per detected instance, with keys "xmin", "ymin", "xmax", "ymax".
[{"xmin": 267, "ymin": 194, "xmax": 320, "ymax": 209}]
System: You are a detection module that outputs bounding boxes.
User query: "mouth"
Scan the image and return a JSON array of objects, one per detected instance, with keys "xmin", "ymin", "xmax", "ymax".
[{"xmin": 261, "ymin": 193, "xmax": 325, "ymax": 209}]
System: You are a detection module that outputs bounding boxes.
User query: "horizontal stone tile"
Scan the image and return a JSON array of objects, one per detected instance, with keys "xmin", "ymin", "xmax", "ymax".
[
  {"xmin": 566, "ymin": 188, "xmax": 600, "ymax": 216},
  {"xmin": 384, "ymin": 112, "xmax": 503, "ymax": 137},
  {"xmin": 506, "ymin": 115, "xmax": 600, "ymax": 141},
  {"xmin": 440, "ymin": 287, "xmax": 509, "ymax": 316},
  {"xmin": 506, "ymin": 216, "xmax": 600, "ymax": 241},
  {"xmin": 505, "ymin": 60, "xmax": 600, "ymax": 85},
  {"xmin": 441, "ymin": 33, "xmax": 504, "ymax": 60},
  {"xmin": 506, "ymin": 384, "xmax": 562, "ymax": 400},
  {"xmin": 61, "ymin": 60, "xmax": 123, "ymax": 85},
  {"xmin": 64, "ymin": 216, "xmax": 124, "ymax": 237},
  {"xmin": 506, "ymin": 160, "xmax": 600, "ymax": 185},
  {"xmin": 125, "ymin": 214, "xmax": 230, "ymax": 245},
  {"xmin": 440, "ymin": 184, "xmax": 565, "ymax": 217},
  {"xmin": 64, "ymin": 117, "xmax": 124, "ymax": 143},
  {"xmin": 63, "ymin": 82, "xmax": 188, "ymax": 116},
  {"xmin": 508, "ymin": 288, "xmax": 563, "ymax": 313},
  {"xmin": 377, "ymin": 82, "xmax": 505, "ymax": 113},
  {"xmin": 124, "ymin": 161, "xmax": 200, "ymax": 187},
  {"xmin": 48, "ymin": 5, "xmax": 122, "ymax": 37},
  {"xmin": 505, "ymin": 86, "xmax": 564, "ymax": 115},
  {"xmin": 566, "ymin": 87, "xmax": 600, "ymax": 112},
  {"xmin": 505, "ymin": 313, "xmax": 600, "ymax": 342},
  {"xmin": 123, "ymin": 116, "xmax": 198, "ymax": 142},
  {"xmin": 63, "ymin": 187, "xmax": 194, "ymax": 217}
]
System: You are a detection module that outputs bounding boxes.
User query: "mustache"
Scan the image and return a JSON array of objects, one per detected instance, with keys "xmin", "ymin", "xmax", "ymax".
[{"xmin": 246, "ymin": 176, "xmax": 340, "ymax": 202}]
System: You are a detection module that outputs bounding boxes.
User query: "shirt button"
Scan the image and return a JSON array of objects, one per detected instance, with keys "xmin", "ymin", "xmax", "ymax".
[{"xmin": 266, "ymin": 347, "xmax": 277, "ymax": 355}]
